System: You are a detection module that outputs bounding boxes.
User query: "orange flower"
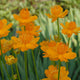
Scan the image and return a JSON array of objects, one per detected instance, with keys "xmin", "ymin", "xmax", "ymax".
[
  {"xmin": 40, "ymin": 41, "xmax": 76, "ymax": 62},
  {"xmin": 11, "ymin": 33, "xmax": 39, "ymax": 52},
  {"xmin": 0, "ymin": 39, "xmax": 13, "ymax": 55},
  {"xmin": 46, "ymin": 5, "xmax": 68, "ymax": 22},
  {"xmin": 5, "ymin": 55, "xmax": 17, "ymax": 65},
  {"xmin": 13, "ymin": 8, "xmax": 37, "ymax": 25},
  {"xmin": 0, "ymin": 19, "xmax": 12, "ymax": 38},
  {"xmin": 42, "ymin": 65, "xmax": 71, "ymax": 80},
  {"xmin": 17, "ymin": 22, "xmax": 41, "ymax": 36},
  {"xmin": 60, "ymin": 22, "xmax": 80, "ymax": 37},
  {"xmin": 13, "ymin": 8, "xmax": 41, "ymax": 36}
]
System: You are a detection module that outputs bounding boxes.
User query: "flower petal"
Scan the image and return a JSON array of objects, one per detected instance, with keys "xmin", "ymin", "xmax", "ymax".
[{"xmin": 58, "ymin": 10, "xmax": 68, "ymax": 18}]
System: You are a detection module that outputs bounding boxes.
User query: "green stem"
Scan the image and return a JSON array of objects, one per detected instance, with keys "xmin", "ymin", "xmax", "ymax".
[
  {"xmin": 11, "ymin": 65, "xmax": 15, "ymax": 80},
  {"xmin": 15, "ymin": 54, "xmax": 21, "ymax": 80},
  {"xmin": 57, "ymin": 18, "xmax": 61, "ymax": 80},
  {"xmin": 0, "ymin": 39, "xmax": 4, "ymax": 80},
  {"xmin": 24, "ymin": 51, "xmax": 28, "ymax": 80},
  {"xmin": 58, "ymin": 60, "xmax": 61, "ymax": 80},
  {"xmin": 0, "ymin": 57, "xmax": 4, "ymax": 80},
  {"xmin": 66, "ymin": 37, "xmax": 70, "ymax": 70},
  {"xmin": 32, "ymin": 50, "xmax": 39, "ymax": 80},
  {"xmin": 57, "ymin": 18, "xmax": 60, "ymax": 40}
]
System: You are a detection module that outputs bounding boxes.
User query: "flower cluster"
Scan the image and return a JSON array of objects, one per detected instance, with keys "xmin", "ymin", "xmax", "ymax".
[
  {"xmin": 0, "ymin": 8, "xmax": 40, "ymax": 66},
  {"xmin": 41, "ymin": 5, "xmax": 79, "ymax": 80},
  {"xmin": 12, "ymin": 8, "xmax": 40, "ymax": 52},
  {"xmin": 0, "ymin": 4, "xmax": 79, "ymax": 80},
  {"xmin": 0, "ymin": 19, "xmax": 17, "ymax": 65},
  {"xmin": 0, "ymin": 8, "xmax": 40, "ymax": 80}
]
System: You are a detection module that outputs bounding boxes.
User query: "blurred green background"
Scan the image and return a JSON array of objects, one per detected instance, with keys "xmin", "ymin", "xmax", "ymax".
[{"xmin": 0, "ymin": 0, "xmax": 80, "ymax": 80}]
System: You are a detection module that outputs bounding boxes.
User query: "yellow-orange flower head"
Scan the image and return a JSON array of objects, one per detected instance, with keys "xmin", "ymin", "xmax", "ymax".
[
  {"xmin": 60, "ymin": 21, "xmax": 80, "ymax": 37},
  {"xmin": 13, "ymin": 8, "xmax": 37, "ymax": 25},
  {"xmin": 42, "ymin": 65, "xmax": 71, "ymax": 80},
  {"xmin": 0, "ymin": 19, "xmax": 12, "ymax": 38},
  {"xmin": 11, "ymin": 32, "xmax": 39, "ymax": 52},
  {"xmin": 46, "ymin": 5, "xmax": 68, "ymax": 22},
  {"xmin": 5, "ymin": 55, "xmax": 17, "ymax": 65},
  {"xmin": 40, "ymin": 41, "xmax": 76, "ymax": 62},
  {"xmin": 0, "ymin": 39, "xmax": 13, "ymax": 55}
]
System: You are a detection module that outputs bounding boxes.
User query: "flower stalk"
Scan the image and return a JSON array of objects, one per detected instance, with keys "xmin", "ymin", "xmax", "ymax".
[
  {"xmin": 0, "ymin": 57, "xmax": 4, "ymax": 80},
  {"xmin": 57, "ymin": 18, "xmax": 61, "ymax": 80},
  {"xmin": 11, "ymin": 65, "xmax": 15, "ymax": 80},
  {"xmin": 58, "ymin": 60, "xmax": 61, "ymax": 80},
  {"xmin": 66, "ymin": 37, "xmax": 70, "ymax": 70},
  {"xmin": 57, "ymin": 18, "xmax": 60, "ymax": 40},
  {"xmin": 24, "ymin": 51, "xmax": 28, "ymax": 80},
  {"xmin": 15, "ymin": 54, "xmax": 21, "ymax": 80},
  {"xmin": 32, "ymin": 50, "xmax": 39, "ymax": 80},
  {"xmin": 0, "ymin": 39, "xmax": 4, "ymax": 80}
]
